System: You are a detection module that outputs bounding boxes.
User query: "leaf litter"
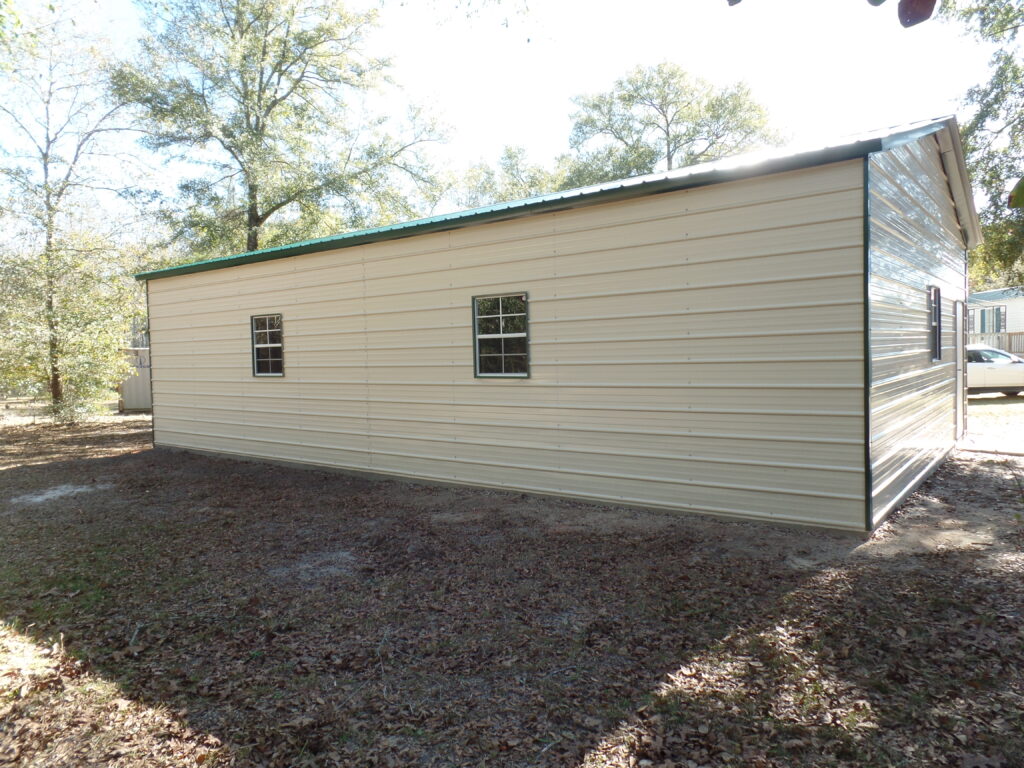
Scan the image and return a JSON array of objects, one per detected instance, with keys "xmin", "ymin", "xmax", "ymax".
[{"xmin": 0, "ymin": 413, "xmax": 1021, "ymax": 767}]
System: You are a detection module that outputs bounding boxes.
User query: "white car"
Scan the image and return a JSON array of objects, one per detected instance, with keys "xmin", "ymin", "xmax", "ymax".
[{"xmin": 967, "ymin": 343, "xmax": 1024, "ymax": 396}]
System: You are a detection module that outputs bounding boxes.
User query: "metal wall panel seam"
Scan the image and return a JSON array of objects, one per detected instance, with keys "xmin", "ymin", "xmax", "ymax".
[
  {"xmin": 147, "ymin": 377, "xmax": 865, "ymax": 390},
  {"xmin": 206, "ymin": 357, "xmax": 863, "ymax": 368},
  {"xmin": 149, "ymin": 426, "xmax": 865, "ymax": 500},
  {"xmin": 145, "ymin": 226, "xmax": 865, "ymax": 308},
  {"xmin": 144, "ymin": 414, "xmax": 862, "ymax": 473},
  {"xmin": 154, "ymin": 414, "xmax": 862, "ymax": 445},
  {"xmin": 147, "ymin": 298, "xmax": 867, "ymax": 329},
  {"xmin": 150, "ymin": 327, "xmax": 864, "ymax": 352},
  {"xmin": 870, "ymin": 361, "xmax": 955, "ymax": 388},
  {"xmin": 151, "ymin": 399, "xmax": 862, "ymax": 418},
  {"xmin": 150, "ymin": 267, "xmax": 865, "ymax": 313},
  {"xmin": 146, "ymin": 260, "xmax": 865, "ymax": 314}
]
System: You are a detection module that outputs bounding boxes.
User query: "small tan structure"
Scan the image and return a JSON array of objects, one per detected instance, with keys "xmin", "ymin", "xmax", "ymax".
[
  {"xmin": 118, "ymin": 347, "xmax": 152, "ymax": 412},
  {"xmin": 137, "ymin": 118, "xmax": 980, "ymax": 532}
]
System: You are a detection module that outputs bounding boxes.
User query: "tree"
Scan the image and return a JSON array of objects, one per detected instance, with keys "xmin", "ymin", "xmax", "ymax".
[
  {"xmin": 561, "ymin": 63, "xmax": 779, "ymax": 188},
  {"xmin": 110, "ymin": 0, "xmax": 442, "ymax": 257},
  {"xmin": 944, "ymin": 0, "xmax": 1024, "ymax": 285},
  {"xmin": 0, "ymin": 0, "xmax": 17, "ymax": 47},
  {"xmin": 458, "ymin": 146, "xmax": 564, "ymax": 208},
  {"xmin": 0, "ymin": 14, "xmax": 139, "ymax": 420}
]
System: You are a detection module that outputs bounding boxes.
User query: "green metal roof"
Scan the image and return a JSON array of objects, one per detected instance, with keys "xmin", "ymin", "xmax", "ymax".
[{"xmin": 137, "ymin": 117, "xmax": 975, "ymax": 281}]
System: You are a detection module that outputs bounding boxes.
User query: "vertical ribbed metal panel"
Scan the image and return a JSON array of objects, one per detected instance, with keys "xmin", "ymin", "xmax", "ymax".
[
  {"xmin": 148, "ymin": 161, "xmax": 868, "ymax": 530},
  {"xmin": 867, "ymin": 136, "xmax": 968, "ymax": 527}
]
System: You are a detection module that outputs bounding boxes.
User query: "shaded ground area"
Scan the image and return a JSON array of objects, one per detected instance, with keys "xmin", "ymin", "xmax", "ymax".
[{"xmin": 1, "ymin": 401, "xmax": 1022, "ymax": 767}]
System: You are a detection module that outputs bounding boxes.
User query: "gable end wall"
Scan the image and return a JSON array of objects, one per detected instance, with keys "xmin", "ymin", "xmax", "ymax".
[{"xmin": 867, "ymin": 136, "xmax": 968, "ymax": 527}]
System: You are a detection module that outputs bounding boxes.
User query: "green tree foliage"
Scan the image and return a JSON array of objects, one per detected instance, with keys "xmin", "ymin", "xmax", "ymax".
[
  {"xmin": 458, "ymin": 146, "xmax": 565, "ymax": 208},
  {"xmin": 458, "ymin": 63, "xmax": 779, "ymax": 207},
  {"xmin": 945, "ymin": 0, "xmax": 1024, "ymax": 284},
  {"xmin": 0, "ymin": 0, "xmax": 18, "ymax": 46},
  {"xmin": 110, "ymin": 0, "xmax": 442, "ymax": 257},
  {"xmin": 0, "ymin": 17, "xmax": 138, "ymax": 420},
  {"xmin": 561, "ymin": 62, "xmax": 779, "ymax": 188}
]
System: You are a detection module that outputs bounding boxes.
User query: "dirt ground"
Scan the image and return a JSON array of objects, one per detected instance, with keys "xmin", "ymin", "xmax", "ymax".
[{"xmin": 1, "ymin": 398, "xmax": 1022, "ymax": 767}]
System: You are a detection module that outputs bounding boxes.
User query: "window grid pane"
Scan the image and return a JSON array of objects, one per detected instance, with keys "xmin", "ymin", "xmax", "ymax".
[{"xmin": 474, "ymin": 294, "xmax": 529, "ymax": 377}]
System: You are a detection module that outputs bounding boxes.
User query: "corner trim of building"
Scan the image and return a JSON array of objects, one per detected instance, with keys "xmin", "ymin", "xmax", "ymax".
[
  {"xmin": 146, "ymin": 281, "xmax": 156, "ymax": 447},
  {"xmin": 862, "ymin": 156, "xmax": 875, "ymax": 533}
]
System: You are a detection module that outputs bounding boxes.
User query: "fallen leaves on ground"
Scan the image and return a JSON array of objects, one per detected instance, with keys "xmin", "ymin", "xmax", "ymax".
[{"xmin": 0, "ymin": 417, "xmax": 1021, "ymax": 767}]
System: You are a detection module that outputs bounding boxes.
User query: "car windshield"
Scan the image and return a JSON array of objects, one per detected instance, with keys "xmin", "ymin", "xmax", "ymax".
[{"xmin": 972, "ymin": 348, "xmax": 1015, "ymax": 364}]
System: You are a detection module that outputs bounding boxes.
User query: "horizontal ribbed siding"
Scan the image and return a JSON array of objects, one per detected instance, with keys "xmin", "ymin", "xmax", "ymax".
[
  {"xmin": 149, "ymin": 160, "xmax": 867, "ymax": 530},
  {"xmin": 868, "ymin": 137, "xmax": 967, "ymax": 526}
]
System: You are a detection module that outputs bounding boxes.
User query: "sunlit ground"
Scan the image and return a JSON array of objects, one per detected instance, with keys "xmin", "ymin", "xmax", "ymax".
[{"xmin": 0, "ymin": 622, "xmax": 221, "ymax": 766}]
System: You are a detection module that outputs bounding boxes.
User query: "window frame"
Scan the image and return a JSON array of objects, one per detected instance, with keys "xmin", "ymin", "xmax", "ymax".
[
  {"xmin": 472, "ymin": 292, "xmax": 530, "ymax": 379},
  {"xmin": 977, "ymin": 305, "xmax": 1007, "ymax": 333},
  {"xmin": 928, "ymin": 286, "xmax": 942, "ymax": 362},
  {"xmin": 251, "ymin": 313, "xmax": 285, "ymax": 377}
]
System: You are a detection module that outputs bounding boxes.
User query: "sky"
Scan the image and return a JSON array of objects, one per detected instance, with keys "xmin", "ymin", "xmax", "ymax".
[
  {"xmin": 76, "ymin": 0, "xmax": 995, "ymax": 177},
  {"xmin": 366, "ymin": 0, "xmax": 996, "ymax": 169}
]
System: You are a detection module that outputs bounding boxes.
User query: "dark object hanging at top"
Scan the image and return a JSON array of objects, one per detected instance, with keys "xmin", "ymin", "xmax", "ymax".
[
  {"xmin": 897, "ymin": 0, "xmax": 937, "ymax": 27},
  {"xmin": 726, "ymin": 0, "xmax": 936, "ymax": 27}
]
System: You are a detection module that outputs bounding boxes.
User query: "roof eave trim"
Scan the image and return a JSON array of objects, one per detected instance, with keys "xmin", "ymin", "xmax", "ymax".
[{"xmin": 935, "ymin": 118, "xmax": 983, "ymax": 250}]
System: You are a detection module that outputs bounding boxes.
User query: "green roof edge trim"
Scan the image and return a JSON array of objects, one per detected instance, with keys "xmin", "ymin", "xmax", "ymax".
[{"xmin": 136, "ymin": 122, "xmax": 950, "ymax": 282}]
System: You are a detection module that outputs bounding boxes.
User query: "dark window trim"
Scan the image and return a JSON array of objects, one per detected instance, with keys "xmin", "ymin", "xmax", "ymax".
[
  {"xmin": 471, "ymin": 292, "xmax": 530, "ymax": 379},
  {"xmin": 929, "ymin": 286, "xmax": 942, "ymax": 361},
  {"xmin": 251, "ymin": 313, "xmax": 285, "ymax": 377}
]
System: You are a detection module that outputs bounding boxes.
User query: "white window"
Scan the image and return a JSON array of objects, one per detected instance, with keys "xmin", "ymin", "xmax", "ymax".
[
  {"xmin": 473, "ymin": 293, "xmax": 529, "ymax": 377},
  {"xmin": 252, "ymin": 314, "xmax": 284, "ymax": 376}
]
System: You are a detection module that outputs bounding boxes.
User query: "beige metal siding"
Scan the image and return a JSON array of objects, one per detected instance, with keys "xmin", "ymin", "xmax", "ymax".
[
  {"xmin": 868, "ymin": 137, "xmax": 968, "ymax": 526},
  {"xmin": 118, "ymin": 348, "xmax": 152, "ymax": 411},
  {"xmin": 149, "ymin": 160, "xmax": 866, "ymax": 530}
]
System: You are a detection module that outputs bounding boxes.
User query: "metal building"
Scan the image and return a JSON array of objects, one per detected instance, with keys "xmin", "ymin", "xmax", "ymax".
[{"xmin": 137, "ymin": 117, "xmax": 980, "ymax": 532}]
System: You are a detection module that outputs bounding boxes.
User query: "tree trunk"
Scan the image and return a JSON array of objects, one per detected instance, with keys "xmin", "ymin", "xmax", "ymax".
[
  {"xmin": 48, "ymin": 328, "xmax": 63, "ymax": 404},
  {"xmin": 247, "ymin": 184, "xmax": 261, "ymax": 252},
  {"xmin": 43, "ymin": 210, "xmax": 63, "ymax": 407}
]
